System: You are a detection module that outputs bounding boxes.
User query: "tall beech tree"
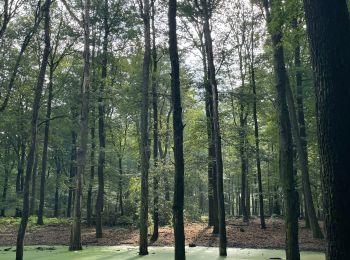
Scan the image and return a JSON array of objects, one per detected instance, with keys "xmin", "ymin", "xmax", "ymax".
[
  {"xmin": 168, "ymin": 0, "xmax": 185, "ymax": 258},
  {"xmin": 138, "ymin": 0, "xmax": 151, "ymax": 255},
  {"xmin": 95, "ymin": 0, "xmax": 109, "ymax": 239},
  {"xmin": 150, "ymin": 0, "xmax": 159, "ymax": 243},
  {"xmin": 303, "ymin": 0, "xmax": 350, "ymax": 259},
  {"xmin": 200, "ymin": 0, "xmax": 227, "ymax": 256},
  {"xmin": 262, "ymin": 0, "xmax": 300, "ymax": 259},
  {"xmin": 68, "ymin": 0, "xmax": 91, "ymax": 251},
  {"xmin": 15, "ymin": 0, "xmax": 51, "ymax": 258}
]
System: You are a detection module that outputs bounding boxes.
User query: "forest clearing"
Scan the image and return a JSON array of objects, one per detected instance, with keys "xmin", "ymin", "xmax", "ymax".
[{"xmin": 0, "ymin": 0, "xmax": 349, "ymax": 259}]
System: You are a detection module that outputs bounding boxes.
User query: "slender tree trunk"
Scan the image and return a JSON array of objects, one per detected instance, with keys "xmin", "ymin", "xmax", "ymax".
[
  {"xmin": 1, "ymin": 147, "xmax": 10, "ymax": 217},
  {"xmin": 200, "ymin": 29, "xmax": 218, "ymax": 230},
  {"xmin": 281, "ymin": 17, "xmax": 323, "ymax": 239},
  {"xmin": 303, "ymin": 0, "xmax": 350, "ymax": 258},
  {"xmin": 95, "ymin": 0, "xmax": 108, "ymax": 238},
  {"xmin": 250, "ymin": 12, "xmax": 266, "ymax": 227},
  {"xmin": 0, "ymin": 2, "xmax": 43, "ymax": 112},
  {"xmin": 87, "ymin": 106, "xmax": 95, "ymax": 226},
  {"xmin": 69, "ymin": 0, "xmax": 90, "ymax": 251},
  {"xmin": 251, "ymin": 61, "xmax": 266, "ymax": 228},
  {"xmin": 16, "ymin": 140, "xmax": 25, "ymax": 194},
  {"xmin": 168, "ymin": 0, "xmax": 185, "ymax": 258},
  {"xmin": 139, "ymin": 0, "xmax": 151, "ymax": 255},
  {"xmin": 54, "ymin": 155, "xmax": 61, "ymax": 218},
  {"xmin": 118, "ymin": 158, "xmax": 124, "ymax": 215},
  {"xmin": 201, "ymin": 0, "xmax": 227, "ymax": 255},
  {"xmin": 262, "ymin": 1, "xmax": 300, "ymax": 259},
  {"xmin": 16, "ymin": 1, "xmax": 51, "ymax": 258},
  {"xmin": 30, "ymin": 151, "xmax": 38, "ymax": 215},
  {"xmin": 37, "ymin": 62, "xmax": 54, "ymax": 225},
  {"xmin": 150, "ymin": 0, "xmax": 159, "ymax": 242},
  {"xmin": 67, "ymin": 125, "xmax": 77, "ymax": 218}
]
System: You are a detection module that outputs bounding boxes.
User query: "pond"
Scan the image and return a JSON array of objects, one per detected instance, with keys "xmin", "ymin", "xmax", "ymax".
[{"xmin": 0, "ymin": 246, "xmax": 325, "ymax": 260}]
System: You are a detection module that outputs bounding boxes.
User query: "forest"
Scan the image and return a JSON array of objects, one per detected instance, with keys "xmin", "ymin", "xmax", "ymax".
[{"xmin": 0, "ymin": 0, "xmax": 349, "ymax": 259}]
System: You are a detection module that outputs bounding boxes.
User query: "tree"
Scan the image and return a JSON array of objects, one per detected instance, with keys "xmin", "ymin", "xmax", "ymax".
[
  {"xmin": 150, "ymin": 0, "xmax": 159, "ymax": 243},
  {"xmin": 68, "ymin": 0, "xmax": 91, "ymax": 251},
  {"xmin": 200, "ymin": 0, "xmax": 227, "ymax": 256},
  {"xmin": 95, "ymin": 0, "xmax": 109, "ymax": 239},
  {"xmin": 15, "ymin": 0, "xmax": 51, "ymax": 258},
  {"xmin": 168, "ymin": 0, "xmax": 185, "ymax": 258},
  {"xmin": 262, "ymin": 0, "xmax": 300, "ymax": 259},
  {"xmin": 302, "ymin": 0, "xmax": 350, "ymax": 259},
  {"xmin": 138, "ymin": 0, "xmax": 151, "ymax": 255}
]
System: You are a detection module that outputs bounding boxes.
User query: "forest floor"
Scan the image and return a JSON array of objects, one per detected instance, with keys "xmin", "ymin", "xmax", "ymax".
[{"xmin": 0, "ymin": 218, "xmax": 325, "ymax": 252}]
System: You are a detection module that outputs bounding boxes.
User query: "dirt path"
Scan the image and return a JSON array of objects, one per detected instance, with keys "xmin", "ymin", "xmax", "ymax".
[{"xmin": 0, "ymin": 218, "xmax": 325, "ymax": 251}]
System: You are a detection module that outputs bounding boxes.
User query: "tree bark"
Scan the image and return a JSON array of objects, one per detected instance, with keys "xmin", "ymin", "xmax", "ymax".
[
  {"xmin": 95, "ymin": 0, "xmax": 108, "ymax": 238},
  {"xmin": 262, "ymin": 1, "xmax": 300, "ymax": 259},
  {"xmin": 30, "ymin": 151, "xmax": 38, "ymax": 215},
  {"xmin": 168, "ymin": 0, "xmax": 185, "ymax": 258},
  {"xmin": 69, "ymin": 0, "xmax": 90, "ymax": 251},
  {"xmin": 150, "ymin": 0, "xmax": 159, "ymax": 242},
  {"xmin": 37, "ymin": 60, "xmax": 54, "ymax": 225},
  {"xmin": 16, "ymin": 1, "xmax": 51, "ymax": 258},
  {"xmin": 54, "ymin": 155, "xmax": 61, "ymax": 218},
  {"xmin": 302, "ymin": 0, "xmax": 350, "ymax": 258},
  {"xmin": 67, "ymin": 122, "xmax": 77, "ymax": 218},
  {"xmin": 139, "ymin": 0, "xmax": 151, "ymax": 255},
  {"xmin": 251, "ymin": 36, "xmax": 266, "ymax": 228},
  {"xmin": 201, "ymin": 0, "xmax": 227, "ymax": 256}
]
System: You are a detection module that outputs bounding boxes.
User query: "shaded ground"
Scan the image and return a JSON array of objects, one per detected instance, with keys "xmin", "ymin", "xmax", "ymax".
[
  {"xmin": 0, "ymin": 246, "xmax": 325, "ymax": 260},
  {"xmin": 0, "ymin": 218, "xmax": 325, "ymax": 251}
]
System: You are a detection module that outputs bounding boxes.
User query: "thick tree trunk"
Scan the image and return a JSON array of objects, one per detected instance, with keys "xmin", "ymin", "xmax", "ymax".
[
  {"xmin": 95, "ymin": 0, "xmax": 108, "ymax": 238},
  {"xmin": 150, "ymin": 0, "xmax": 159, "ymax": 242},
  {"xmin": 303, "ymin": 0, "xmax": 350, "ymax": 259},
  {"xmin": 168, "ymin": 0, "xmax": 185, "ymax": 258},
  {"xmin": 201, "ymin": 0, "xmax": 227, "ymax": 256},
  {"xmin": 37, "ymin": 63, "xmax": 54, "ymax": 225},
  {"xmin": 69, "ymin": 0, "xmax": 90, "ymax": 251},
  {"xmin": 139, "ymin": 0, "xmax": 151, "ymax": 255},
  {"xmin": 16, "ymin": 1, "xmax": 51, "ymax": 258}
]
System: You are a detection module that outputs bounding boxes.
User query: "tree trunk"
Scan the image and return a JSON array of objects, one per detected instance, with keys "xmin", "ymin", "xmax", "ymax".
[
  {"xmin": 303, "ymin": 0, "xmax": 350, "ymax": 258},
  {"xmin": 150, "ymin": 0, "xmax": 159, "ymax": 242},
  {"xmin": 69, "ymin": 0, "xmax": 90, "ymax": 251},
  {"xmin": 87, "ymin": 105, "xmax": 95, "ymax": 226},
  {"xmin": 30, "ymin": 151, "xmax": 38, "ymax": 215},
  {"xmin": 168, "ymin": 0, "xmax": 185, "ymax": 258},
  {"xmin": 37, "ymin": 61, "xmax": 54, "ymax": 225},
  {"xmin": 16, "ymin": 139, "xmax": 25, "ymax": 194},
  {"xmin": 1, "ymin": 147, "xmax": 10, "ymax": 217},
  {"xmin": 139, "ymin": 0, "xmax": 151, "ymax": 255},
  {"xmin": 67, "ymin": 124, "xmax": 77, "ymax": 218},
  {"xmin": 250, "ymin": 17, "xmax": 266, "ymax": 228},
  {"xmin": 95, "ymin": 0, "xmax": 108, "ymax": 238},
  {"xmin": 54, "ymin": 155, "xmax": 61, "ymax": 218},
  {"xmin": 118, "ymin": 158, "xmax": 124, "ymax": 216},
  {"xmin": 281, "ymin": 17, "xmax": 323, "ymax": 239},
  {"xmin": 262, "ymin": 1, "xmax": 300, "ymax": 259},
  {"xmin": 16, "ymin": 1, "xmax": 51, "ymax": 258},
  {"xmin": 201, "ymin": 0, "xmax": 227, "ymax": 256}
]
